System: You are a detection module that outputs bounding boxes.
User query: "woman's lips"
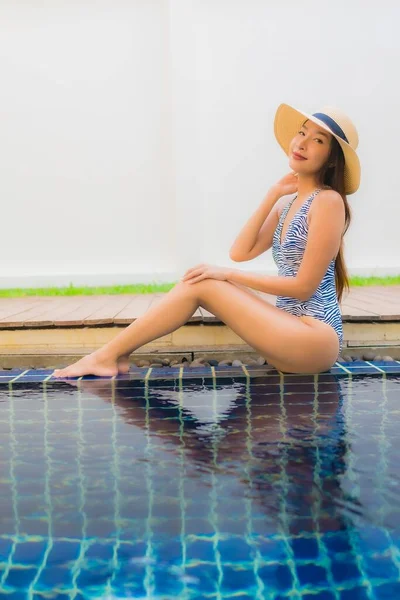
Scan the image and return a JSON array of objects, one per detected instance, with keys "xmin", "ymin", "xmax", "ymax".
[{"xmin": 293, "ymin": 152, "xmax": 307, "ymax": 160}]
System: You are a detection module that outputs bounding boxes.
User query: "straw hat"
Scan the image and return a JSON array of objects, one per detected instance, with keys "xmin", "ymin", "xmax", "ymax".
[{"xmin": 274, "ymin": 103, "xmax": 361, "ymax": 194}]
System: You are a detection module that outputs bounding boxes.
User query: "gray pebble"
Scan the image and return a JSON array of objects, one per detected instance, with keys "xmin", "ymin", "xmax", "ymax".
[
  {"xmin": 256, "ymin": 356, "xmax": 266, "ymax": 366},
  {"xmin": 342, "ymin": 354, "xmax": 353, "ymax": 362},
  {"xmin": 363, "ymin": 352, "xmax": 376, "ymax": 361},
  {"xmin": 136, "ymin": 360, "xmax": 150, "ymax": 367},
  {"xmin": 189, "ymin": 360, "xmax": 205, "ymax": 368},
  {"xmin": 232, "ymin": 359, "xmax": 243, "ymax": 367},
  {"xmin": 244, "ymin": 358, "xmax": 259, "ymax": 366},
  {"xmin": 382, "ymin": 355, "xmax": 395, "ymax": 362}
]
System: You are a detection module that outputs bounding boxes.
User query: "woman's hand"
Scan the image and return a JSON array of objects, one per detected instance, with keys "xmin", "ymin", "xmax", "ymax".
[
  {"xmin": 274, "ymin": 171, "xmax": 299, "ymax": 197},
  {"xmin": 181, "ymin": 263, "xmax": 232, "ymax": 284}
]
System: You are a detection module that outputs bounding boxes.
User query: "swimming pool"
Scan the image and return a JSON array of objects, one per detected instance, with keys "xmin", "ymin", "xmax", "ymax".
[{"xmin": 1, "ymin": 365, "xmax": 399, "ymax": 598}]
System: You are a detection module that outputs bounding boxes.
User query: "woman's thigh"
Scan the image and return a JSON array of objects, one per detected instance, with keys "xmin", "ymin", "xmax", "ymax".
[
  {"xmin": 267, "ymin": 315, "xmax": 340, "ymax": 373},
  {"xmin": 189, "ymin": 279, "xmax": 340, "ymax": 374}
]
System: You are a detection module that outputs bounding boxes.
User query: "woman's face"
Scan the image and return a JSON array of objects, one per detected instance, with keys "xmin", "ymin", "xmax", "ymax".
[{"xmin": 288, "ymin": 119, "xmax": 333, "ymax": 176}]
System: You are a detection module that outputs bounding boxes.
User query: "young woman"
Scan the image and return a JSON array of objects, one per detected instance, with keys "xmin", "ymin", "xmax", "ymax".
[{"xmin": 53, "ymin": 102, "xmax": 360, "ymax": 378}]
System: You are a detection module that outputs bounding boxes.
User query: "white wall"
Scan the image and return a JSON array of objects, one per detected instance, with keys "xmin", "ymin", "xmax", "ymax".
[{"xmin": 0, "ymin": 0, "xmax": 398, "ymax": 288}]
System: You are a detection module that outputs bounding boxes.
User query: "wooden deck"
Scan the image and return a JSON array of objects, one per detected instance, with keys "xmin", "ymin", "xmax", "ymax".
[{"xmin": 0, "ymin": 286, "xmax": 399, "ymax": 328}]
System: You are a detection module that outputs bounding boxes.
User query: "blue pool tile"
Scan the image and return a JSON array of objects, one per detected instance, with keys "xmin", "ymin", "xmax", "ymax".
[
  {"xmin": 5, "ymin": 567, "xmax": 38, "ymax": 587},
  {"xmin": 154, "ymin": 569, "xmax": 190, "ymax": 595},
  {"xmin": 374, "ymin": 581, "xmax": 400, "ymax": 599},
  {"xmin": 363, "ymin": 552, "xmax": 400, "ymax": 579},
  {"xmin": 116, "ymin": 542, "xmax": 150, "ymax": 563},
  {"xmin": 258, "ymin": 563, "xmax": 294, "ymax": 592},
  {"xmin": 357, "ymin": 526, "xmax": 391, "ymax": 553},
  {"xmin": 304, "ymin": 592, "xmax": 335, "ymax": 600},
  {"xmin": 187, "ymin": 538, "xmax": 216, "ymax": 563},
  {"xmin": 323, "ymin": 532, "xmax": 353, "ymax": 554},
  {"xmin": 0, "ymin": 593, "xmax": 27, "ymax": 600},
  {"xmin": 37, "ymin": 565, "xmax": 75, "ymax": 587},
  {"xmin": 85, "ymin": 541, "xmax": 115, "ymax": 562},
  {"xmin": 0, "ymin": 369, "xmax": 27, "ymax": 376},
  {"xmin": 290, "ymin": 536, "xmax": 320, "ymax": 560},
  {"xmin": 0, "ymin": 537, "xmax": 13, "ymax": 560},
  {"xmin": 331, "ymin": 556, "xmax": 362, "ymax": 583},
  {"xmin": 340, "ymin": 586, "xmax": 371, "ymax": 600},
  {"xmin": 46, "ymin": 541, "xmax": 81, "ymax": 565},
  {"xmin": 253, "ymin": 537, "xmax": 289, "ymax": 563},
  {"xmin": 75, "ymin": 565, "xmax": 113, "ymax": 588},
  {"xmin": 297, "ymin": 563, "xmax": 330, "ymax": 587},
  {"xmin": 13, "ymin": 540, "xmax": 47, "ymax": 564},
  {"xmin": 218, "ymin": 538, "xmax": 253, "ymax": 563},
  {"xmin": 182, "ymin": 565, "xmax": 220, "ymax": 593},
  {"xmin": 221, "ymin": 566, "xmax": 256, "ymax": 592}
]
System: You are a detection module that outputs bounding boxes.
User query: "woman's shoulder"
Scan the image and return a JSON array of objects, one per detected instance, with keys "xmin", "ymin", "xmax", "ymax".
[{"xmin": 318, "ymin": 185, "xmax": 341, "ymax": 198}]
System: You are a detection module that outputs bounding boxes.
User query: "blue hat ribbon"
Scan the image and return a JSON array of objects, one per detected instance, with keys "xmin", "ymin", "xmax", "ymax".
[{"xmin": 312, "ymin": 112, "xmax": 349, "ymax": 144}]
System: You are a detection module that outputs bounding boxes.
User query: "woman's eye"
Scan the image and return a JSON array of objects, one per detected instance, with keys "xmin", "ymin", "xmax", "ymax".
[{"xmin": 298, "ymin": 131, "xmax": 323, "ymax": 143}]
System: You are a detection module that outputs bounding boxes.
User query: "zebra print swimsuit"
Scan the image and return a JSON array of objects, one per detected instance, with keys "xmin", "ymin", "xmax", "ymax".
[{"xmin": 271, "ymin": 188, "xmax": 343, "ymax": 358}]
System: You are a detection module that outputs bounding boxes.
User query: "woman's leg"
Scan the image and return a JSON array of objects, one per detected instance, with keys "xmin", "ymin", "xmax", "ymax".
[
  {"xmin": 53, "ymin": 279, "xmax": 339, "ymax": 378},
  {"xmin": 116, "ymin": 281, "xmax": 264, "ymax": 373}
]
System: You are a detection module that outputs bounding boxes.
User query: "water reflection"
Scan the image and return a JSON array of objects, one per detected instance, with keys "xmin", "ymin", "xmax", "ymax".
[{"xmin": 61, "ymin": 373, "xmax": 352, "ymax": 538}]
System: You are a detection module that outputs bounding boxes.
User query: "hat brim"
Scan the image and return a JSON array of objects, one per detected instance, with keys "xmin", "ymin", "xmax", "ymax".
[{"xmin": 274, "ymin": 103, "xmax": 361, "ymax": 195}]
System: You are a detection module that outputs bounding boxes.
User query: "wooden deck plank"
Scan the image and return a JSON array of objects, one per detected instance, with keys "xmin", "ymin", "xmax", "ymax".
[
  {"xmin": 49, "ymin": 296, "xmax": 119, "ymax": 327},
  {"xmin": 0, "ymin": 298, "xmax": 68, "ymax": 328},
  {"xmin": 113, "ymin": 295, "xmax": 157, "ymax": 325},
  {"xmin": 0, "ymin": 297, "xmax": 43, "ymax": 320},
  {"xmin": 0, "ymin": 285, "xmax": 399, "ymax": 327},
  {"xmin": 340, "ymin": 303, "xmax": 381, "ymax": 319},
  {"xmin": 341, "ymin": 295, "xmax": 400, "ymax": 319},
  {"xmin": 85, "ymin": 295, "xmax": 137, "ymax": 325},
  {"xmin": 29, "ymin": 297, "xmax": 88, "ymax": 327},
  {"xmin": 346, "ymin": 288, "xmax": 400, "ymax": 307}
]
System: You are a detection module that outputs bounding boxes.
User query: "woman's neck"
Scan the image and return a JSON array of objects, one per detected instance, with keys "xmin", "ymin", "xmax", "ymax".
[{"xmin": 295, "ymin": 174, "xmax": 323, "ymax": 201}]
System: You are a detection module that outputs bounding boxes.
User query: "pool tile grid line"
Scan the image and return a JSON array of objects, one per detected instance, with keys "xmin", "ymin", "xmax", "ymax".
[
  {"xmin": 143, "ymin": 375, "xmax": 157, "ymax": 598},
  {"xmin": 26, "ymin": 381, "xmax": 54, "ymax": 598},
  {"xmin": 242, "ymin": 374, "xmax": 268, "ymax": 600},
  {"xmin": 176, "ymin": 374, "xmax": 191, "ymax": 600},
  {"xmin": 308, "ymin": 374, "xmax": 341, "ymax": 600},
  {"xmin": 1, "ymin": 360, "xmax": 400, "ymax": 385},
  {"xmin": 374, "ymin": 371, "xmax": 400, "ymax": 581},
  {"xmin": 273, "ymin": 372, "xmax": 304, "ymax": 599},
  {"xmin": 341, "ymin": 368, "xmax": 376, "ymax": 600},
  {"xmin": 208, "ymin": 371, "xmax": 224, "ymax": 600}
]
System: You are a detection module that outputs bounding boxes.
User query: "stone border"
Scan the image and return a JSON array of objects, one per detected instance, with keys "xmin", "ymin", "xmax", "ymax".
[{"xmin": 1, "ymin": 347, "xmax": 399, "ymax": 370}]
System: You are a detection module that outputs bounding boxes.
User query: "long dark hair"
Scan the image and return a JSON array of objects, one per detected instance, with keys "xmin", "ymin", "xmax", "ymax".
[{"xmin": 313, "ymin": 129, "xmax": 351, "ymax": 304}]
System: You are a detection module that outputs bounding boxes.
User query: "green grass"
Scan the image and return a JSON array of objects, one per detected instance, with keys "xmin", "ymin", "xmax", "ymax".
[{"xmin": 0, "ymin": 276, "xmax": 398, "ymax": 297}]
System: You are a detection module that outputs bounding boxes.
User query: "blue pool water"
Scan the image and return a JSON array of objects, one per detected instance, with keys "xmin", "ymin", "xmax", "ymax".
[{"xmin": 0, "ymin": 366, "xmax": 400, "ymax": 599}]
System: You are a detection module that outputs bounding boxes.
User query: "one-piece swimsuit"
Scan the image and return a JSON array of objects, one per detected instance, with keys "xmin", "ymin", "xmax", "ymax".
[{"xmin": 271, "ymin": 188, "xmax": 343, "ymax": 359}]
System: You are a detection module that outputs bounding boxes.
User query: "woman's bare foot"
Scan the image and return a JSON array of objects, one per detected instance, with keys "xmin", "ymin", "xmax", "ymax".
[
  {"xmin": 117, "ymin": 354, "xmax": 131, "ymax": 374},
  {"xmin": 52, "ymin": 350, "xmax": 120, "ymax": 379}
]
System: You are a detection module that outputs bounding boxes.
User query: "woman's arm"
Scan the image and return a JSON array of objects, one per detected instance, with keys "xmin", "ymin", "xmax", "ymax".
[{"xmin": 229, "ymin": 186, "xmax": 282, "ymax": 261}]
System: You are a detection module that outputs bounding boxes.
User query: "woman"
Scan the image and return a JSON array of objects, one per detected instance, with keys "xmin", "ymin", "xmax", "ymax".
[{"xmin": 53, "ymin": 102, "xmax": 360, "ymax": 378}]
